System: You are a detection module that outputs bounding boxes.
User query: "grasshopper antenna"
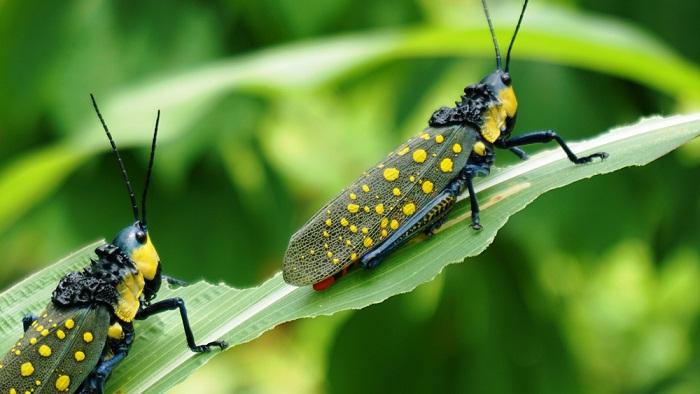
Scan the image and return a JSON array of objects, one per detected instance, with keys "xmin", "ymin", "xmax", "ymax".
[
  {"xmin": 90, "ymin": 94, "xmax": 140, "ymax": 223},
  {"xmin": 505, "ymin": 0, "xmax": 529, "ymax": 72},
  {"xmin": 481, "ymin": 0, "xmax": 502, "ymax": 69},
  {"xmin": 140, "ymin": 110, "xmax": 159, "ymax": 228}
]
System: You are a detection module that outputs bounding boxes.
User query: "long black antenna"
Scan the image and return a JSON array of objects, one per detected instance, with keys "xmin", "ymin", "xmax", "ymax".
[
  {"xmin": 140, "ymin": 110, "xmax": 160, "ymax": 228},
  {"xmin": 505, "ymin": 0, "xmax": 529, "ymax": 71},
  {"xmin": 481, "ymin": 0, "xmax": 502, "ymax": 69},
  {"xmin": 90, "ymin": 94, "xmax": 140, "ymax": 223}
]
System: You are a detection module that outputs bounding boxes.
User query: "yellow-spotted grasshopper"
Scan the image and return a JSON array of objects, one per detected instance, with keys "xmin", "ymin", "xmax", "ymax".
[
  {"xmin": 283, "ymin": 0, "xmax": 607, "ymax": 290},
  {"xmin": 0, "ymin": 96, "xmax": 227, "ymax": 393}
]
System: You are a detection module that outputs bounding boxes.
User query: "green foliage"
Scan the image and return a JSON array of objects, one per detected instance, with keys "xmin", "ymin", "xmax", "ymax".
[
  {"xmin": 1, "ymin": 114, "xmax": 698, "ymax": 392},
  {"xmin": 1, "ymin": 0, "xmax": 700, "ymax": 392}
]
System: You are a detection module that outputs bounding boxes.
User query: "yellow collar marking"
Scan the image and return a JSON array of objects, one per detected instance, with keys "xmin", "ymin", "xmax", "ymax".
[
  {"xmin": 115, "ymin": 272, "xmax": 145, "ymax": 322},
  {"xmin": 480, "ymin": 86, "xmax": 518, "ymax": 143},
  {"xmin": 131, "ymin": 235, "xmax": 160, "ymax": 280}
]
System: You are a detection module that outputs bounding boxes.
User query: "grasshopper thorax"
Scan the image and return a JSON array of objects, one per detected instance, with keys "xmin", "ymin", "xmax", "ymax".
[{"xmin": 428, "ymin": 70, "xmax": 518, "ymax": 143}]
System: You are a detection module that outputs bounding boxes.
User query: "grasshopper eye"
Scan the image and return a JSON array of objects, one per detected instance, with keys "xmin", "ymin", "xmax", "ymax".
[
  {"xmin": 501, "ymin": 72, "xmax": 512, "ymax": 85},
  {"xmin": 135, "ymin": 230, "xmax": 147, "ymax": 244}
]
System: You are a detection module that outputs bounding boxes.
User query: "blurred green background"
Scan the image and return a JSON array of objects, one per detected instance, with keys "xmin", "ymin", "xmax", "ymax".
[{"xmin": 1, "ymin": 0, "xmax": 700, "ymax": 392}]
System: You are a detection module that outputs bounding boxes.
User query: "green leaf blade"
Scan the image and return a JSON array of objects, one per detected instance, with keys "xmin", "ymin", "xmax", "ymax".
[{"xmin": 4, "ymin": 114, "xmax": 696, "ymax": 392}]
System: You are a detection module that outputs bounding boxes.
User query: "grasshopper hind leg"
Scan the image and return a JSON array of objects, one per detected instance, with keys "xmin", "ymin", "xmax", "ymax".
[{"xmin": 360, "ymin": 176, "xmax": 467, "ymax": 270}]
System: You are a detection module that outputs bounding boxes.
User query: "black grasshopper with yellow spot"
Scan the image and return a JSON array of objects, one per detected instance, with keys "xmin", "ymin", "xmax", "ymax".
[
  {"xmin": 0, "ymin": 95, "xmax": 227, "ymax": 393},
  {"xmin": 283, "ymin": 0, "xmax": 608, "ymax": 290}
]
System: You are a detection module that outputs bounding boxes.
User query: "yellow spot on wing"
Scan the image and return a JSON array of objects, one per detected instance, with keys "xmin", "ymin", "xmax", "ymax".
[
  {"xmin": 38, "ymin": 344, "xmax": 51, "ymax": 357},
  {"xmin": 453, "ymin": 143, "xmax": 462, "ymax": 153},
  {"xmin": 420, "ymin": 133, "xmax": 430, "ymax": 140},
  {"xmin": 351, "ymin": 253, "xmax": 358, "ymax": 261},
  {"xmin": 363, "ymin": 206, "xmax": 370, "ymax": 213},
  {"xmin": 56, "ymin": 330, "xmax": 65, "ymax": 340},
  {"xmin": 350, "ymin": 225, "xmax": 358, "ymax": 233},
  {"xmin": 21, "ymin": 362, "xmax": 34, "ymax": 376},
  {"xmin": 83, "ymin": 332, "xmax": 93, "ymax": 343},
  {"xmin": 362, "ymin": 184, "xmax": 370, "ymax": 192},
  {"xmin": 363, "ymin": 237, "xmax": 373, "ymax": 247},
  {"xmin": 41, "ymin": 329, "xmax": 49, "ymax": 337},
  {"xmin": 325, "ymin": 219, "xmax": 332, "ymax": 226},
  {"xmin": 412, "ymin": 149, "xmax": 427, "ymax": 163},
  {"xmin": 440, "ymin": 158, "xmax": 453, "ymax": 173},
  {"xmin": 392, "ymin": 187, "xmax": 401, "ymax": 196},
  {"xmin": 14, "ymin": 349, "xmax": 20, "ymax": 355},
  {"xmin": 347, "ymin": 204, "xmax": 359, "ymax": 213},
  {"xmin": 349, "ymin": 193, "xmax": 357, "ymax": 200},
  {"xmin": 381, "ymin": 229, "xmax": 388, "ymax": 237},
  {"xmin": 383, "ymin": 167, "xmax": 399, "ymax": 181},
  {"xmin": 409, "ymin": 176, "xmax": 415, "ymax": 182},
  {"xmin": 64, "ymin": 319, "xmax": 75, "ymax": 329},
  {"xmin": 340, "ymin": 217, "xmax": 349, "ymax": 226},
  {"xmin": 323, "ymin": 231, "xmax": 330, "ymax": 237},
  {"xmin": 361, "ymin": 227, "xmax": 369, "ymax": 234},
  {"xmin": 380, "ymin": 217, "xmax": 389, "ymax": 228},
  {"xmin": 435, "ymin": 135, "xmax": 444, "ymax": 143},
  {"xmin": 327, "ymin": 251, "xmax": 333, "ymax": 258},
  {"xmin": 29, "ymin": 338, "xmax": 37, "ymax": 345},
  {"xmin": 390, "ymin": 219, "xmax": 399, "ymax": 230},
  {"xmin": 403, "ymin": 203, "xmax": 416, "ymax": 216},
  {"xmin": 422, "ymin": 180, "xmax": 434, "ymax": 194},
  {"xmin": 55, "ymin": 375, "xmax": 70, "ymax": 392},
  {"xmin": 74, "ymin": 351, "xmax": 85, "ymax": 362},
  {"xmin": 375, "ymin": 204, "xmax": 385, "ymax": 214}
]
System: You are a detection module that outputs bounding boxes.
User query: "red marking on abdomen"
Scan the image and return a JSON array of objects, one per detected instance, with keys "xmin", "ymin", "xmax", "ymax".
[
  {"xmin": 312, "ymin": 262, "xmax": 360, "ymax": 291},
  {"xmin": 313, "ymin": 276, "xmax": 336, "ymax": 291}
]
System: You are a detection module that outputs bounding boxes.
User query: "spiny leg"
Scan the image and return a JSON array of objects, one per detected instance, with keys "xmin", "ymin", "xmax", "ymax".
[
  {"xmin": 497, "ymin": 130, "xmax": 608, "ymax": 164},
  {"xmin": 136, "ymin": 298, "xmax": 228, "ymax": 352},
  {"xmin": 78, "ymin": 326, "xmax": 135, "ymax": 394},
  {"xmin": 424, "ymin": 215, "xmax": 448, "ymax": 236}
]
